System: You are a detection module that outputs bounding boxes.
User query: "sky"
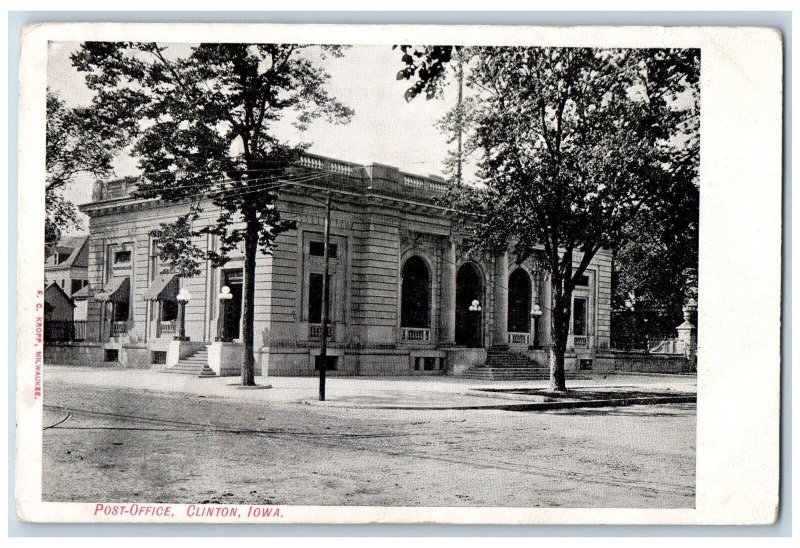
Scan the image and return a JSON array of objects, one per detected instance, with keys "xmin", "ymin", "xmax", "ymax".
[{"xmin": 47, "ymin": 42, "xmax": 463, "ymax": 214}]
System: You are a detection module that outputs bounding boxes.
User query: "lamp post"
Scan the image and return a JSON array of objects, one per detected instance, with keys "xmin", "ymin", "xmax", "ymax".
[
  {"xmin": 175, "ymin": 288, "xmax": 191, "ymax": 341},
  {"xmin": 468, "ymin": 299, "xmax": 481, "ymax": 346},
  {"xmin": 531, "ymin": 304, "xmax": 543, "ymax": 347},
  {"xmin": 216, "ymin": 286, "xmax": 233, "ymax": 342}
]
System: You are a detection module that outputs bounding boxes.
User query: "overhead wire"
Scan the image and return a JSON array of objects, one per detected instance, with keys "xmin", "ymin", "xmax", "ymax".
[{"xmin": 100, "ymin": 160, "xmax": 595, "ymax": 321}]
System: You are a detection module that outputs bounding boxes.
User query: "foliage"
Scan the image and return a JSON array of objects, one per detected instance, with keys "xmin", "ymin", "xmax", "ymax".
[
  {"xmin": 149, "ymin": 217, "xmax": 208, "ymax": 279},
  {"xmin": 398, "ymin": 46, "xmax": 699, "ymax": 390},
  {"xmin": 45, "ymin": 91, "xmax": 123, "ymax": 252},
  {"xmin": 394, "ymin": 45, "xmax": 463, "ymax": 101},
  {"xmin": 73, "ymin": 42, "xmax": 353, "ymax": 384}
]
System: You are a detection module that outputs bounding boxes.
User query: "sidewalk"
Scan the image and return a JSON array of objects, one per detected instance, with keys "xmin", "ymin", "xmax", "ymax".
[{"xmin": 43, "ymin": 365, "xmax": 697, "ymax": 411}]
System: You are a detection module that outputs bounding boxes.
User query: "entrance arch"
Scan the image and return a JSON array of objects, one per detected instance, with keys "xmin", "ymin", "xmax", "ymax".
[
  {"xmin": 456, "ymin": 262, "xmax": 484, "ymax": 347},
  {"xmin": 400, "ymin": 256, "xmax": 431, "ymax": 328},
  {"xmin": 508, "ymin": 268, "xmax": 532, "ymax": 334}
]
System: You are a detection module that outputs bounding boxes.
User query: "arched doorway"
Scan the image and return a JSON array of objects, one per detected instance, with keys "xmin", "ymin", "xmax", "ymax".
[
  {"xmin": 456, "ymin": 262, "xmax": 484, "ymax": 347},
  {"xmin": 401, "ymin": 256, "xmax": 431, "ymax": 329},
  {"xmin": 508, "ymin": 268, "xmax": 532, "ymax": 336}
]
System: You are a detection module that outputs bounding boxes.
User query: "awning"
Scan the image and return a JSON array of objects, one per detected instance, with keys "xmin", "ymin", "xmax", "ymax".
[
  {"xmin": 142, "ymin": 274, "xmax": 178, "ymax": 301},
  {"xmin": 94, "ymin": 277, "xmax": 130, "ymax": 303},
  {"xmin": 72, "ymin": 284, "xmax": 90, "ymax": 300}
]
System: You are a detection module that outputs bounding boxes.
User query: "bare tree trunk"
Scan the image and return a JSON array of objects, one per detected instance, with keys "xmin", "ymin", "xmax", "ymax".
[{"xmin": 240, "ymin": 219, "xmax": 258, "ymax": 386}]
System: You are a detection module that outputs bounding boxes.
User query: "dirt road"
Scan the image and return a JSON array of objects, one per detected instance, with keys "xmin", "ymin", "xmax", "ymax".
[{"xmin": 42, "ymin": 376, "xmax": 695, "ymax": 508}]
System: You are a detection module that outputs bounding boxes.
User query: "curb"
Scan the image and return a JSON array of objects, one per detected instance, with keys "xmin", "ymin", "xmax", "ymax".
[{"xmin": 299, "ymin": 394, "xmax": 697, "ymax": 411}]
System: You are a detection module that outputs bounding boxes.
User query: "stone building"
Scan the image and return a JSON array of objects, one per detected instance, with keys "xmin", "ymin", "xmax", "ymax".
[{"xmin": 71, "ymin": 153, "xmax": 613, "ymax": 376}]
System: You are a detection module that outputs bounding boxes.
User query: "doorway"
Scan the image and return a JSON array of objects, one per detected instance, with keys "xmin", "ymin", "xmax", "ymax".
[
  {"xmin": 455, "ymin": 262, "xmax": 484, "ymax": 347},
  {"xmin": 222, "ymin": 268, "xmax": 243, "ymax": 340}
]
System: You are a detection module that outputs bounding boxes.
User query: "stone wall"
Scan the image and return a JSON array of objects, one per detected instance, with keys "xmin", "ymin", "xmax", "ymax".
[
  {"xmin": 594, "ymin": 352, "xmax": 694, "ymax": 374},
  {"xmin": 44, "ymin": 343, "xmax": 104, "ymax": 365}
]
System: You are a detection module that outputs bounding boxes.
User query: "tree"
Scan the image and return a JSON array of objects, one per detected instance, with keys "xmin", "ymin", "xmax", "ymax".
[
  {"xmin": 45, "ymin": 91, "xmax": 122, "ymax": 253},
  {"xmin": 72, "ymin": 42, "xmax": 353, "ymax": 386},
  {"xmin": 397, "ymin": 46, "xmax": 699, "ymax": 392},
  {"xmin": 612, "ymin": 178, "xmax": 698, "ymax": 346}
]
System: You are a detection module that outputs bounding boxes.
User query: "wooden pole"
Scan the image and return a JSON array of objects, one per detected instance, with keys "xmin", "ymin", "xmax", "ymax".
[
  {"xmin": 456, "ymin": 48, "xmax": 464, "ymax": 186},
  {"xmin": 319, "ymin": 192, "xmax": 332, "ymax": 401}
]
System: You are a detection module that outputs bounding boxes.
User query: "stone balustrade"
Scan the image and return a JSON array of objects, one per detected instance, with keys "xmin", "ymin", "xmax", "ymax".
[{"xmin": 92, "ymin": 153, "xmax": 451, "ymax": 205}]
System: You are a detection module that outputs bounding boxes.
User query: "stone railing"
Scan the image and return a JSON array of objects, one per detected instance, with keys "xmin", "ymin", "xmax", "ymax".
[
  {"xmin": 93, "ymin": 177, "xmax": 140, "ymax": 202},
  {"xmin": 309, "ymin": 323, "xmax": 336, "ymax": 341},
  {"xmin": 401, "ymin": 327, "xmax": 431, "ymax": 343},
  {"xmin": 508, "ymin": 332, "xmax": 531, "ymax": 346},
  {"xmin": 399, "ymin": 173, "xmax": 449, "ymax": 197},
  {"xmin": 110, "ymin": 321, "xmax": 128, "ymax": 337},
  {"xmin": 297, "ymin": 153, "xmax": 359, "ymax": 177},
  {"xmin": 91, "ymin": 153, "xmax": 450, "ymax": 205},
  {"xmin": 402, "ymin": 175, "xmax": 426, "ymax": 190},
  {"xmin": 570, "ymin": 334, "xmax": 593, "ymax": 349},
  {"xmin": 159, "ymin": 320, "xmax": 176, "ymax": 336}
]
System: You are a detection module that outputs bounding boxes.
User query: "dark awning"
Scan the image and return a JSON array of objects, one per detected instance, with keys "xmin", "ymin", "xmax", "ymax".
[
  {"xmin": 142, "ymin": 274, "xmax": 178, "ymax": 301},
  {"xmin": 94, "ymin": 277, "xmax": 130, "ymax": 303},
  {"xmin": 72, "ymin": 284, "xmax": 90, "ymax": 299}
]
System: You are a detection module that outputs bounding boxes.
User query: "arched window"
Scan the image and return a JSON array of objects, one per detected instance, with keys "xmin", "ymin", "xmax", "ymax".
[
  {"xmin": 508, "ymin": 269, "xmax": 532, "ymax": 333},
  {"xmin": 401, "ymin": 256, "xmax": 431, "ymax": 328}
]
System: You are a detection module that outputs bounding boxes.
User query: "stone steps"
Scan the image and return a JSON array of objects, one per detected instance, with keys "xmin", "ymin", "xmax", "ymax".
[
  {"xmin": 459, "ymin": 367, "xmax": 582, "ymax": 381},
  {"xmin": 458, "ymin": 347, "xmax": 583, "ymax": 381},
  {"xmin": 484, "ymin": 347, "xmax": 542, "ymax": 368},
  {"xmin": 161, "ymin": 348, "xmax": 217, "ymax": 378}
]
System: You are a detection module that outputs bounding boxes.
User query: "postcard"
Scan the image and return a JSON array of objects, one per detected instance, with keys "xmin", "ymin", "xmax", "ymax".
[{"xmin": 15, "ymin": 22, "xmax": 782, "ymax": 524}]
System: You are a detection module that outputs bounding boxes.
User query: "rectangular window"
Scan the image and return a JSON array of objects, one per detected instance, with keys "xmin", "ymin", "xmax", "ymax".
[
  {"xmin": 70, "ymin": 279, "xmax": 83, "ymax": 295},
  {"xmin": 149, "ymin": 240, "xmax": 159, "ymax": 282},
  {"xmin": 573, "ymin": 297, "xmax": 588, "ymax": 336},
  {"xmin": 309, "ymin": 241, "xmax": 338, "ymax": 258},
  {"xmin": 308, "ymin": 273, "xmax": 323, "ymax": 323},
  {"xmin": 574, "ymin": 274, "xmax": 589, "ymax": 287},
  {"xmin": 114, "ymin": 250, "xmax": 132, "ymax": 265}
]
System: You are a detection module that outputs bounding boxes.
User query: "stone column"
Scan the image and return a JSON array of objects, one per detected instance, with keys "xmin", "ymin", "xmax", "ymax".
[
  {"xmin": 440, "ymin": 239, "xmax": 457, "ymax": 345},
  {"xmin": 676, "ymin": 299, "xmax": 698, "ymax": 367},
  {"xmin": 493, "ymin": 251, "xmax": 509, "ymax": 347}
]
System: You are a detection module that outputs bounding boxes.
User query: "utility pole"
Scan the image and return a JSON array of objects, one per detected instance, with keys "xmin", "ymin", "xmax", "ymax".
[
  {"xmin": 456, "ymin": 47, "xmax": 464, "ymax": 186},
  {"xmin": 319, "ymin": 192, "xmax": 332, "ymax": 401}
]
